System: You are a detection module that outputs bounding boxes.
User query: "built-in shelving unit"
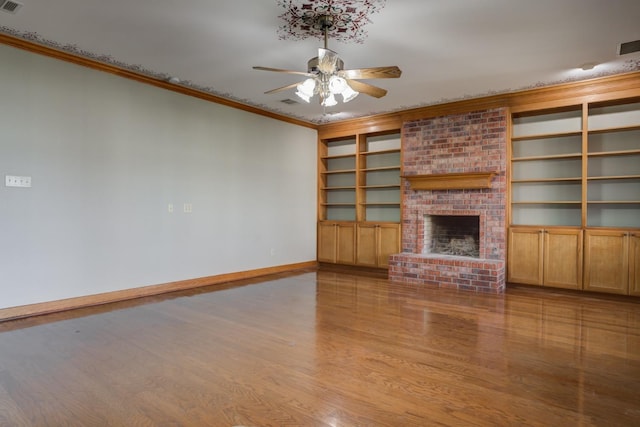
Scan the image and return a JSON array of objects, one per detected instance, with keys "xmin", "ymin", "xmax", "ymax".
[
  {"xmin": 511, "ymin": 107, "xmax": 583, "ymax": 227},
  {"xmin": 586, "ymin": 102, "xmax": 640, "ymax": 229},
  {"xmin": 509, "ymin": 98, "xmax": 640, "ymax": 295},
  {"xmin": 320, "ymin": 137, "xmax": 357, "ymax": 221},
  {"xmin": 358, "ymin": 134, "xmax": 402, "ymax": 223},
  {"xmin": 318, "ymin": 130, "xmax": 401, "ymax": 267}
]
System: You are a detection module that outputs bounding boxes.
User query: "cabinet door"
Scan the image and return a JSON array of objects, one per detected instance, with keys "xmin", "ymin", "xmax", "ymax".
[
  {"xmin": 544, "ymin": 229, "xmax": 583, "ymax": 289},
  {"xmin": 584, "ymin": 230, "xmax": 629, "ymax": 295},
  {"xmin": 336, "ymin": 223, "xmax": 356, "ymax": 265},
  {"xmin": 377, "ymin": 224, "xmax": 401, "ymax": 268},
  {"xmin": 630, "ymin": 233, "xmax": 640, "ymax": 296},
  {"xmin": 317, "ymin": 223, "xmax": 337, "ymax": 263},
  {"xmin": 508, "ymin": 228, "xmax": 543, "ymax": 285},
  {"xmin": 356, "ymin": 224, "xmax": 378, "ymax": 267}
]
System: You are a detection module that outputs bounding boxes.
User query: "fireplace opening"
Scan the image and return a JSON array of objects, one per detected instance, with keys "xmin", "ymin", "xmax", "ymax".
[{"xmin": 424, "ymin": 215, "xmax": 480, "ymax": 257}]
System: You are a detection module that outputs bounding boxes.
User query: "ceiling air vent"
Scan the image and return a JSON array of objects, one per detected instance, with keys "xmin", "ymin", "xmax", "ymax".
[
  {"xmin": 0, "ymin": 0, "xmax": 23, "ymax": 14},
  {"xmin": 619, "ymin": 39, "xmax": 640, "ymax": 56}
]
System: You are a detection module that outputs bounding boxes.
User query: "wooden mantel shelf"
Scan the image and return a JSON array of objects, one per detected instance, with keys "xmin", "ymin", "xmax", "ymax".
[{"xmin": 404, "ymin": 172, "xmax": 496, "ymax": 191}]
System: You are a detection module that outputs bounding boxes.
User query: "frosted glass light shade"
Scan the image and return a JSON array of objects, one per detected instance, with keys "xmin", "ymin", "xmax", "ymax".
[
  {"xmin": 341, "ymin": 85, "xmax": 359, "ymax": 102},
  {"xmin": 328, "ymin": 76, "xmax": 348, "ymax": 94},
  {"xmin": 296, "ymin": 78, "xmax": 316, "ymax": 102},
  {"xmin": 322, "ymin": 93, "xmax": 337, "ymax": 107}
]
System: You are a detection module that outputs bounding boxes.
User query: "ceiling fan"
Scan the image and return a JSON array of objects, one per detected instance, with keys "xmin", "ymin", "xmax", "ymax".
[{"xmin": 253, "ymin": 14, "xmax": 401, "ymax": 107}]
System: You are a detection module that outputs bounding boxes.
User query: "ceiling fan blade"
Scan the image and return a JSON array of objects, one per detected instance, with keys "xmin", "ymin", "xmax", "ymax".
[
  {"xmin": 340, "ymin": 66, "xmax": 402, "ymax": 80},
  {"xmin": 253, "ymin": 66, "xmax": 312, "ymax": 77},
  {"xmin": 346, "ymin": 79, "xmax": 388, "ymax": 98},
  {"xmin": 318, "ymin": 48, "xmax": 340, "ymax": 74},
  {"xmin": 264, "ymin": 82, "xmax": 300, "ymax": 95}
]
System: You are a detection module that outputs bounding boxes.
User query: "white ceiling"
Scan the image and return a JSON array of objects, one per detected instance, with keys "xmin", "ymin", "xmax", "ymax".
[{"xmin": 1, "ymin": 0, "xmax": 640, "ymax": 125}]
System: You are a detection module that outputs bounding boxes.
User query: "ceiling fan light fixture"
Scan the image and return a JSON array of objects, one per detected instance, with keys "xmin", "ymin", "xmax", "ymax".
[
  {"xmin": 295, "ymin": 90, "xmax": 312, "ymax": 103},
  {"xmin": 328, "ymin": 75, "xmax": 348, "ymax": 94},
  {"xmin": 257, "ymin": 10, "xmax": 400, "ymax": 109},
  {"xmin": 295, "ymin": 78, "xmax": 316, "ymax": 102},
  {"xmin": 341, "ymin": 84, "xmax": 359, "ymax": 103},
  {"xmin": 321, "ymin": 93, "xmax": 338, "ymax": 107}
]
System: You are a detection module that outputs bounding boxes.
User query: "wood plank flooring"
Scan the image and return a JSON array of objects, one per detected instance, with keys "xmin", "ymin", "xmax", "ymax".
[{"xmin": 1, "ymin": 269, "xmax": 639, "ymax": 426}]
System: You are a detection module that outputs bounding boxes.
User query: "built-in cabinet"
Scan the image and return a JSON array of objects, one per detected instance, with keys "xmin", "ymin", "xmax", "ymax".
[
  {"xmin": 583, "ymin": 229, "xmax": 639, "ymax": 295},
  {"xmin": 317, "ymin": 222, "xmax": 356, "ymax": 264},
  {"xmin": 509, "ymin": 98, "xmax": 640, "ymax": 295},
  {"xmin": 318, "ymin": 130, "xmax": 401, "ymax": 268},
  {"xmin": 508, "ymin": 227, "xmax": 583, "ymax": 290},
  {"xmin": 356, "ymin": 223, "xmax": 401, "ymax": 268}
]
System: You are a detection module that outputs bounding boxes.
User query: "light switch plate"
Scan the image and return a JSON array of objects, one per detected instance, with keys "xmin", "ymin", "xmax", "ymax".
[{"xmin": 5, "ymin": 175, "xmax": 31, "ymax": 187}]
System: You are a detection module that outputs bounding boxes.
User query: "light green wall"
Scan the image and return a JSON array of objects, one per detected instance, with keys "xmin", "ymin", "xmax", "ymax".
[{"xmin": 0, "ymin": 44, "xmax": 317, "ymax": 309}]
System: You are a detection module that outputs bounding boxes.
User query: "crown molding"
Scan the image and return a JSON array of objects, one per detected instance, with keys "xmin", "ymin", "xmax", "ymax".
[{"xmin": 0, "ymin": 33, "xmax": 318, "ymax": 130}]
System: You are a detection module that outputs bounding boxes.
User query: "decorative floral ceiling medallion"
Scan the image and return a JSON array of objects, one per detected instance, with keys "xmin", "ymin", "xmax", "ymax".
[{"xmin": 276, "ymin": 0, "xmax": 386, "ymax": 43}]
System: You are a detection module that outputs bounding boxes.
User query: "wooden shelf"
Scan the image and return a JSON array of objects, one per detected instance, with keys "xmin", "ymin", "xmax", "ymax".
[
  {"xmin": 362, "ymin": 166, "xmax": 401, "ymax": 172},
  {"xmin": 360, "ymin": 149, "xmax": 401, "ymax": 156},
  {"xmin": 511, "ymin": 130, "xmax": 582, "ymax": 141},
  {"xmin": 360, "ymin": 202, "xmax": 400, "ymax": 206},
  {"xmin": 322, "ymin": 186, "xmax": 357, "ymax": 191},
  {"xmin": 362, "ymin": 184, "xmax": 401, "ymax": 189},
  {"xmin": 512, "ymin": 201, "xmax": 582, "ymax": 205},
  {"xmin": 587, "ymin": 201, "xmax": 640, "ymax": 204},
  {"xmin": 511, "ymin": 153, "xmax": 582, "ymax": 162},
  {"xmin": 321, "ymin": 203, "xmax": 356, "ymax": 207},
  {"xmin": 512, "ymin": 177, "xmax": 582, "ymax": 183},
  {"xmin": 587, "ymin": 149, "xmax": 640, "ymax": 157},
  {"xmin": 588, "ymin": 124, "xmax": 640, "ymax": 134},
  {"xmin": 321, "ymin": 153, "xmax": 356, "ymax": 160},
  {"xmin": 404, "ymin": 172, "xmax": 495, "ymax": 191},
  {"xmin": 322, "ymin": 169, "xmax": 356, "ymax": 175},
  {"xmin": 587, "ymin": 175, "xmax": 640, "ymax": 181}
]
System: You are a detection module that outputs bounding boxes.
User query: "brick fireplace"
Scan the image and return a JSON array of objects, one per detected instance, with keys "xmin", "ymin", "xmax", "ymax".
[{"xmin": 388, "ymin": 108, "xmax": 507, "ymax": 293}]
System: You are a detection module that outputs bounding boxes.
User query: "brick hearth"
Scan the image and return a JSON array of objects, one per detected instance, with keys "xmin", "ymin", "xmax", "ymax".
[{"xmin": 389, "ymin": 108, "xmax": 507, "ymax": 293}]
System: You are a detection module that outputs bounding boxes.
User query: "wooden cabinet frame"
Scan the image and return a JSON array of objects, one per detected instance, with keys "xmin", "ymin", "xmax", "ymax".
[
  {"xmin": 356, "ymin": 223, "xmax": 401, "ymax": 268},
  {"xmin": 318, "ymin": 222, "xmax": 356, "ymax": 265},
  {"xmin": 583, "ymin": 230, "xmax": 630, "ymax": 295},
  {"xmin": 509, "ymin": 97, "xmax": 640, "ymax": 295},
  {"xmin": 508, "ymin": 227, "xmax": 583, "ymax": 290},
  {"xmin": 318, "ymin": 125, "xmax": 402, "ymax": 268}
]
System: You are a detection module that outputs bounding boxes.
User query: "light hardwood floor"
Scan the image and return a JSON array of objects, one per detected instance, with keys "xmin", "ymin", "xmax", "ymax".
[{"xmin": 1, "ymin": 269, "xmax": 639, "ymax": 426}]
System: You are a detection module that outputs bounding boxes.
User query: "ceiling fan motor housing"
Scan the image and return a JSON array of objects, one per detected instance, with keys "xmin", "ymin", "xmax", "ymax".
[{"xmin": 307, "ymin": 56, "xmax": 344, "ymax": 74}]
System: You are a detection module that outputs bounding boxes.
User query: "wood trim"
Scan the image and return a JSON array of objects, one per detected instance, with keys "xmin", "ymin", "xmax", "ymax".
[
  {"xmin": 505, "ymin": 107, "xmax": 513, "ymax": 234},
  {"xmin": 0, "ymin": 261, "xmax": 318, "ymax": 322},
  {"xmin": 316, "ymin": 72, "xmax": 640, "ymax": 134},
  {"xmin": 404, "ymin": 172, "xmax": 495, "ymax": 191},
  {"xmin": 318, "ymin": 114, "xmax": 402, "ymax": 139},
  {"xmin": 0, "ymin": 33, "xmax": 317, "ymax": 130},
  {"xmin": 581, "ymin": 102, "xmax": 589, "ymax": 228}
]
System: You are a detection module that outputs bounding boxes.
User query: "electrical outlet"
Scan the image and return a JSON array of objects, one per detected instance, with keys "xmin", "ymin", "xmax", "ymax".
[
  {"xmin": 168, "ymin": 204, "xmax": 174, "ymax": 213},
  {"xmin": 183, "ymin": 203, "xmax": 193, "ymax": 213},
  {"xmin": 5, "ymin": 175, "xmax": 31, "ymax": 187}
]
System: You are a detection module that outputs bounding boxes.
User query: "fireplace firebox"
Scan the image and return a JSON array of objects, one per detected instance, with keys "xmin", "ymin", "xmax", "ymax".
[{"xmin": 424, "ymin": 215, "xmax": 479, "ymax": 258}]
